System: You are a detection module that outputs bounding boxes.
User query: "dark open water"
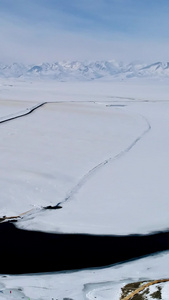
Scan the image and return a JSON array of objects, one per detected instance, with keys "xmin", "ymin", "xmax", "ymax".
[{"xmin": 0, "ymin": 222, "xmax": 169, "ymax": 274}]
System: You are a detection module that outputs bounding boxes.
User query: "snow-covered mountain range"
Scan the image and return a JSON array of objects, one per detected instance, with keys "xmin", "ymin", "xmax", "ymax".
[{"xmin": 0, "ymin": 60, "xmax": 169, "ymax": 80}]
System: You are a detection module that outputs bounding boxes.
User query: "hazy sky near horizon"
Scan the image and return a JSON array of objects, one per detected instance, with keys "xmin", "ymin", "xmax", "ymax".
[{"xmin": 0, "ymin": 0, "xmax": 169, "ymax": 63}]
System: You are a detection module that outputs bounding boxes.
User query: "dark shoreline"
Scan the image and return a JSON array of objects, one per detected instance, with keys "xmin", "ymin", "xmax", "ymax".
[{"xmin": 1, "ymin": 222, "xmax": 169, "ymax": 274}]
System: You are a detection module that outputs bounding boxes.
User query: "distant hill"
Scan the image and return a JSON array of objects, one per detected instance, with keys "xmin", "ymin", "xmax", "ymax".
[{"xmin": 0, "ymin": 60, "xmax": 169, "ymax": 80}]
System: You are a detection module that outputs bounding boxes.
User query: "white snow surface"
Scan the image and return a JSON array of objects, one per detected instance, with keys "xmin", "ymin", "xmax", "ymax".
[
  {"xmin": 0, "ymin": 78, "xmax": 169, "ymax": 299},
  {"xmin": 0, "ymin": 81, "xmax": 168, "ymax": 234}
]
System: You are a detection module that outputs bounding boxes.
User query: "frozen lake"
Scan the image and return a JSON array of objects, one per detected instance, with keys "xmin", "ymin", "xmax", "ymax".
[{"xmin": 0, "ymin": 79, "xmax": 169, "ymax": 299}]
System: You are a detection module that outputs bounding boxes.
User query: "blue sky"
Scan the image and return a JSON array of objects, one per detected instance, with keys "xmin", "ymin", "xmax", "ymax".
[{"xmin": 0, "ymin": 0, "xmax": 169, "ymax": 63}]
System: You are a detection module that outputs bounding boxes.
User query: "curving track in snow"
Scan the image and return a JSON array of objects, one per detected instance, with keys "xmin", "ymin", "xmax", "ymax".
[{"xmin": 58, "ymin": 112, "xmax": 151, "ymax": 206}]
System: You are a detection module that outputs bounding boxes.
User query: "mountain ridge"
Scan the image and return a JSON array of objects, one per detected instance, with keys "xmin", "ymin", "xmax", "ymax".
[{"xmin": 0, "ymin": 60, "xmax": 169, "ymax": 81}]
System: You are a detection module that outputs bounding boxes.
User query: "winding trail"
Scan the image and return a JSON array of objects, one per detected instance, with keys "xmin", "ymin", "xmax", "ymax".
[
  {"xmin": 121, "ymin": 278, "xmax": 169, "ymax": 300},
  {"xmin": 58, "ymin": 112, "xmax": 151, "ymax": 206}
]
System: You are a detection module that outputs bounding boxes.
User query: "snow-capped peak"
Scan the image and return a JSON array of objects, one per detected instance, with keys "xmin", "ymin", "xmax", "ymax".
[{"xmin": 0, "ymin": 60, "xmax": 168, "ymax": 81}]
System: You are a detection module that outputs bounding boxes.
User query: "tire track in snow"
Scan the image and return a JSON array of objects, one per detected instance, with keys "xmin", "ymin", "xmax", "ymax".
[
  {"xmin": 58, "ymin": 114, "xmax": 151, "ymax": 206},
  {"xmin": 0, "ymin": 102, "xmax": 47, "ymax": 124}
]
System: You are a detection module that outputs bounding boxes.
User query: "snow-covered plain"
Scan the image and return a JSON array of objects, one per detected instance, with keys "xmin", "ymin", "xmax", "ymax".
[{"xmin": 0, "ymin": 78, "xmax": 169, "ymax": 299}]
